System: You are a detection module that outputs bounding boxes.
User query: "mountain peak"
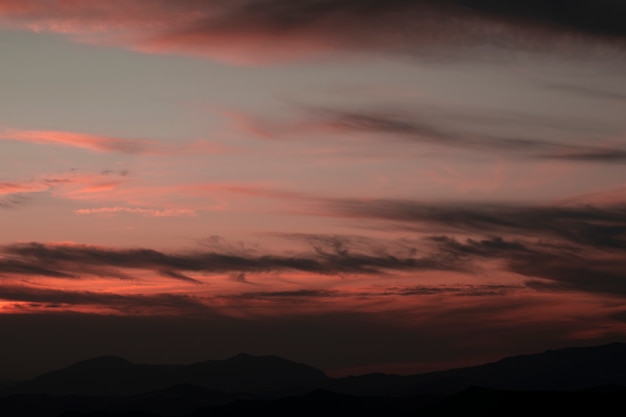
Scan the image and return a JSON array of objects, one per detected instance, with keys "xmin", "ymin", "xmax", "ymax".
[
  {"xmin": 70, "ymin": 355, "xmax": 131, "ymax": 369},
  {"xmin": 230, "ymin": 352, "xmax": 254, "ymax": 359}
]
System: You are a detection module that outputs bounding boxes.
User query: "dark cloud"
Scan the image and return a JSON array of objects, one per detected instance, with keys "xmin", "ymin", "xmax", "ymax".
[
  {"xmin": 226, "ymin": 283, "xmax": 522, "ymax": 304},
  {"xmin": 517, "ymin": 254, "xmax": 626, "ymax": 296},
  {"xmin": 159, "ymin": 270, "xmax": 203, "ymax": 284},
  {"xmin": 431, "ymin": 235, "xmax": 535, "ymax": 257},
  {"xmin": 327, "ymin": 199, "xmax": 626, "ymax": 249},
  {"xmin": 0, "ymin": 284, "xmax": 211, "ymax": 314},
  {"xmin": 387, "ymin": 283, "xmax": 522, "ymax": 297},
  {"xmin": 307, "ymin": 200, "xmax": 626, "ymax": 297},
  {"xmin": 153, "ymin": 0, "xmax": 626, "ymax": 53},
  {"xmin": 0, "ymin": 258, "xmax": 75, "ymax": 278},
  {"xmin": 2, "ymin": 0, "xmax": 624, "ymax": 63},
  {"xmin": 233, "ymin": 289, "xmax": 337, "ymax": 303},
  {"xmin": 0, "ymin": 238, "xmax": 460, "ymax": 283},
  {"xmin": 427, "ymin": 235, "xmax": 626, "ymax": 297},
  {"xmin": 311, "ymin": 107, "xmax": 626, "ymax": 162},
  {"xmin": 446, "ymin": 0, "xmax": 626, "ymax": 38}
]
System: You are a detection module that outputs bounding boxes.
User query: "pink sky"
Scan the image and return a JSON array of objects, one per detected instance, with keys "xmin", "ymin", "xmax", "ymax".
[{"xmin": 1, "ymin": 0, "xmax": 626, "ymax": 379}]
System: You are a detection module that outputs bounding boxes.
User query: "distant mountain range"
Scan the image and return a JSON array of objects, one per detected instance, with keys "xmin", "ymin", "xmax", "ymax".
[
  {"xmin": 2, "ymin": 342, "xmax": 626, "ymax": 416},
  {"xmin": 10, "ymin": 353, "xmax": 327, "ymax": 396}
]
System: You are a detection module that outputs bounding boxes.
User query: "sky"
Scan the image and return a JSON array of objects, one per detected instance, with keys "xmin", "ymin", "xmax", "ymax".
[{"xmin": 1, "ymin": 0, "xmax": 626, "ymax": 380}]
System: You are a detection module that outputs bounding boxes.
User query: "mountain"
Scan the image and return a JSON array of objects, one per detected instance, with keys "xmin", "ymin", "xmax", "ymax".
[
  {"xmin": 10, "ymin": 353, "xmax": 329, "ymax": 396},
  {"xmin": 324, "ymin": 342, "xmax": 626, "ymax": 396},
  {"xmin": 3, "ymin": 342, "xmax": 626, "ymax": 416}
]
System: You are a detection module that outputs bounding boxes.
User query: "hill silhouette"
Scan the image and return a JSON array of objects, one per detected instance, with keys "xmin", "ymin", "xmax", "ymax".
[
  {"xmin": 11, "ymin": 353, "xmax": 328, "ymax": 396},
  {"xmin": 2, "ymin": 342, "xmax": 626, "ymax": 416},
  {"xmin": 322, "ymin": 341, "xmax": 626, "ymax": 396}
]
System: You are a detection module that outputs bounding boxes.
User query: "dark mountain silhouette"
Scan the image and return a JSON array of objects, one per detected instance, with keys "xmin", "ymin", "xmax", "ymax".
[
  {"xmin": 2, "ymin": 342, "xmax": 626, "ymax": 416},
  {"xmin": 11, "ymin": 353, "xmax": 328, "ymax": 396},
  {"xmin": 323, "ymin": 341, "xmax": 626, "ymax": 396}
]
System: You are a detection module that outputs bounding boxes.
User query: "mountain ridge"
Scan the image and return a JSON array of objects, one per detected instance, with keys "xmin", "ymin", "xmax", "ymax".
[
  {"xmin": 9, "ymin": 353, "xmax": 329, "ymax": 396},
  {"xmin": 2, "ymin": 343, "xmax": 626, "ymax": 416},
  {"xmin": 5, "ymin": 342, "xmax": 626, "ymax": 398}
]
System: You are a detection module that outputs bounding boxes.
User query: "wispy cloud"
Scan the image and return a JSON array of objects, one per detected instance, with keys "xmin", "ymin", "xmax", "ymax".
[
  {"xmin": 234, "ymin": 105, "xmax": 626, "ymax": 162},
  {"xmin": 0, "ymin": 284, "xmax": 211, "ymax": 314},
  {"xmin": 0, "ymin": 1, "xmax": 623, "ymax": 63},
  {"xmin": 0, "ymin": 128, "xmax": 155, "ymax": 154},
  {"xmin": 0, "ymin": 238, "xmax": 460, "ymax": 283},
  {"xmin": 229, "ymin": 283, "xmax": 522, "ymax": 303},
  {"xmin": 74, "ymin": 207, "xmax": 197, "ymax": 217},
  {"xmin": 0, "ymin": 128, "xmax": 228, "ymax": 156},
  {"xmin": 324, "ymin": 199, "xmax": 626, "ymax": 249},
  {"xmin": 301, "ymin": 198, "xmax": 626, "ymax": 297},
  {"xmin": 0, "ymin": 171, "xmax": 128, "ymax": 204}
]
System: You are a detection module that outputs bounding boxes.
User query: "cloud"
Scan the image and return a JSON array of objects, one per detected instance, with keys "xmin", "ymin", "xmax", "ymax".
[
  {"xmin": 389, "ymin": 283, "xmax": 522, "ymax": 297},
  {"xmin": 0, "ymin": 284, "xmax": 211, "ymax": 314},
  {"xmin": 5, "ymin": 226, "xmax": 616, "ymax": 300},
  {"xmin": 325, "ymin": 199, "xmax": 626, "ymax": 249},
  {"xmin": 281, "ymin": 198, "xmax": 626, "ymax": 297},
  {"xmin": 0, "ymin": 194, "xmax": 28, "ymax": 209},
  {"xmin": 74, "ymin": 207, "xmax": 197, "ymax": 217},
  {"xmin": 0, "ymin": 128, "xmax": 227, "ymax": 156},
  {"xmin": 0, "ymin": 171, "xmax": 128, "ymax": 204},
  {"xmin": 0, "ymin": 128, "xmax": 155, "ymax": 154},
  {"xmin": 420, "ymin": 234, "xmax": 626, "ymax": 298},
  {"xmin": 232, "ymin": 289, "xmax": 338, "ymax": 303},
  {"xmin": 0, "ymin": 237, "xmax": 461, "ymax": 283},
  {"xmin": 0, "ymin": 1, "xmax": 624, "ymax": 63},
  {"xmin": 232, "ymin": 284, "xmax": 522, "ymax": 303},
  {"xmin": 0, "ymin": 258, "xmax": 75, "ymax": 278},
  {"xmin": 277, "ymin": 107, "xmax": 626, "ymax": 162},
  {"xmin": 520, "ymin": 255, "xmax": 626, "ymax": 297}
]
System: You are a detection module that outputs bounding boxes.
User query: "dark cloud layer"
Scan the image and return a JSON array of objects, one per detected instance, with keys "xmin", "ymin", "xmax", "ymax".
[
  {"xmin": 432, "ymin": 235, "xmax": 626, "ymax": 297},
  {"xmin": 6, "ymin": 198, "xmax": 626, "ymax": 298},
  {"xmin": 0, "ymin": 239, "xmax": 458, "ymax": 283},
  {"xmin": 0, "ymin": 285, "xmax": 210, "ymax": 314},
  {"xmin": 312, "ymin": 199, "xmax": 626, "ymax": 296},
  {"xmin": 1, "ymin": 0, "xmax": 624, "ymax": 62},
  {"xmin": 327, "ymin": 199, "xmax": 626, "ymax": 249},
  {"xmin": 155, "ymin": 0, "xmax": 626, "ymax": 50}
]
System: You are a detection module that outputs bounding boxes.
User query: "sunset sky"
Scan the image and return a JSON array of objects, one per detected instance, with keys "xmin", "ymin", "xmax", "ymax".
[{"xmin": 1, "ymin": 0, "xmax": 626, "ymax": 379}]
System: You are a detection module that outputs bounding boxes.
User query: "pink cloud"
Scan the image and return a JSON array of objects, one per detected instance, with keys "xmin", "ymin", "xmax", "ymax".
[
  {"xmin": 0, "ymin": 171, "xmax": 127, "ymax": 201},
  {"xmin": 0, "ymin": 0, "xmax": 619, "ymax": 64},
  {"xmin": 74, "ymin": 207, "xmax": 197, "ymax": 217},
  {"xmin": 0, "ymin": 127, "xmax": 232, "ymax": 155},
  {"xmin": 0, "ymin": 128, "xmax": 156, "ymax": 154}
]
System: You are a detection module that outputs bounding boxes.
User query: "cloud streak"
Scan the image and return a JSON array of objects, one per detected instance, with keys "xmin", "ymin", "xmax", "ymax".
[
  {"xmin": 325, "ymin": 199, "xmax": 626, "ymax": 249},
  {"xmin": 0, "ymin": 171, "xmax": 128, "ymax": 204},
  {"xmin": 0, "ymin": 128, "xmax": 156, "ymax": 154},
  {"xmin": 74, "ymin": 207, "xmax": 197, "ymax": 218},
  {"xmin": 0, "ymin": 128, "xmax": 227, "ymax": 156},
  {"xmin": 305, "ymin": 198, "xmax": 626, "ymax": 297},
  {"xmin": 0, "ymin": 0, "xmax": 623, "ymax": 63},
  {"xmin": 0, "ymin": 238, "xmax": 460, "ymax": 283},
  {"xmin": 243, "ymin": 106, "xmax": 626, "ymax": 162},
  {"xmin": 0, "ymin": 284, "xmax": 211, "ymax": 314}
]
